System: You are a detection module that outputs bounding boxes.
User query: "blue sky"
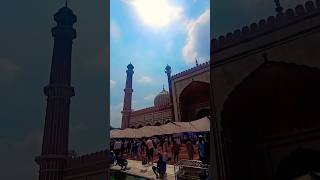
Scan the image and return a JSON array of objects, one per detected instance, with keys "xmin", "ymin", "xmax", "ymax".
[{"xmin": 110, "ymin": 0, "xmax": 210, "ymax": 128}]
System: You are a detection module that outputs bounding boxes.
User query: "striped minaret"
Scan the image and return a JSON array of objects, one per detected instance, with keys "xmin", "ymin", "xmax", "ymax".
[
  {"xmin": 121, "ymin": 63, "xmax": 134, "ymax": 129},
  {"xmin": 35, "ymin": 3, "xmax": 77, "ymax": 180}
]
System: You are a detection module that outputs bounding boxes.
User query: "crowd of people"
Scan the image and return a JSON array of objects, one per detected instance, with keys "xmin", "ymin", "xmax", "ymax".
[
  {"xmin": 110, "ymin": 132, "xmax": 210, "ymax": 165},
  {"xmin": 110, "ymin": 132, "xmax": 210, "ymax": 179}
]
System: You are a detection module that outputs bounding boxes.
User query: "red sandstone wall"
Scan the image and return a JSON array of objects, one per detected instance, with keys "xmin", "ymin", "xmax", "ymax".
[
  {"xmin": 129, "ymin": 105, "xmax": 173, "ymax": 127},
  {"xmin": 63, "ymin": 150, "xmax": 109, "ymax": 180}
]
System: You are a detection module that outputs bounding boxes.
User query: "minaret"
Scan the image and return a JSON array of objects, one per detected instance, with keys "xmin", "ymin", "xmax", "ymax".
[
  {"xmin": 121, "ymin": 63, "xmax": 134, "ymax": 129},
  {"xmin": 165, "ymin": 64, "xmax": 175, "ymax": 121},
  {"xmin": 35, "ymin": 3, "xmax": 77, "ymax": 180}
]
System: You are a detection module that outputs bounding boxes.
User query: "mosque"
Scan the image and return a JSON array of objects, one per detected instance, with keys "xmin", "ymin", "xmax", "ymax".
[
  {"xmin": 210, "ymin": 0, "xmax": 320, "ymax": 179},
  {"xmin": 35, "ymin": 0, "xmax": 320, "ymax": 179},
  {"xmin": 35, "ymin": 3, "xmax": 210, "ymax": 180},
  {"xmin": 120, "ymin": 61, "xmax": 210, "ymax": 129}
]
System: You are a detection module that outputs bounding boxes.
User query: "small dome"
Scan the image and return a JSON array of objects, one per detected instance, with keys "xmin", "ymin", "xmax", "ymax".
[
  {"xmin": 154, "ymin": 88, "xmax": 170, "ymax": 106},
  {"xmin": 127, "ymin": 63, "xmax": 134, "ymax": 70},
  {"xmin": 54, "ymin": 6, "xmax": 77, "ymax": 26}
]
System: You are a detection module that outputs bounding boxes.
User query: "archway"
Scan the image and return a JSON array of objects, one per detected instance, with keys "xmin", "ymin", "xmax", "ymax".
[
  {"xmin": 137, "ymin": 125, "xmax": 143, "ymax": 128},
  {"xmin": 221, "ymin": 62, "xmax": 320, "ymax": 179},
  {"xmin": 154, "ymin": 122, "xmax": 162, "ymax": 126},
  {"xmin": 130, "ymin": 126, "xmax": 135, "ymax": 129},
  {"xmin": 146, "ymin": 123, "xmax": 151, "ymax": 126},
  {"xmin": 179, "ymin": 81, "xmax": 210, "ymax": 122}
]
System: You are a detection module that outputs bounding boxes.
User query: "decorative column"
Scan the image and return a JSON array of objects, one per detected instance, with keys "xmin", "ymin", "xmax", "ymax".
[
  {"xmin": 165, "ymin": 64, "xmax": 175, "ymax": 122},
  {"xmin": 121, "ymin": 63, "xmax": 134, "ymax": 129},
  {"xmin": 35, "ymin": 4, "xmax": 77, "ymax": 180}
]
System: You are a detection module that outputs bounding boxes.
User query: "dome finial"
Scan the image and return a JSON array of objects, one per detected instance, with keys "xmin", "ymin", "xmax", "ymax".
[
  {"xmin": 65, "ymin": 0, "xmax": 68, "ymax": 7},
  {"xmin": 195, "ymin": 57, "xmax": 199, "ymax": 66},
  {"xmin": 274, "ymin": 0, "xmax": 283, "ymax": 14},
  {"xmin": 163, "ymin": 84, "xmax": 165, "ymax": 91}
]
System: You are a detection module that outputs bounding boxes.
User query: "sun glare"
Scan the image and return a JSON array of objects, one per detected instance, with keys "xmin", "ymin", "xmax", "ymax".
[{"xmin": 130, "ymin": 0, "xmax": 182, "ymax": 28}]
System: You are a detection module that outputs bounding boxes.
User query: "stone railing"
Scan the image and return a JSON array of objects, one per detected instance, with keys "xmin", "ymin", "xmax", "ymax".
[{"xmin": 212, "ymin": 0, "xmax": 320, "ymax": 52}]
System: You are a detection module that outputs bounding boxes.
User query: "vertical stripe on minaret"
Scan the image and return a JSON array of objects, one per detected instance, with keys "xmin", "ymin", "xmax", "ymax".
[
  {"xmin": 35, "ymin": 4, "xmax": 77, "ymax": 180},
  {"xmin": 121, "ymin": 63, "xmax": 134, "ymax": 129}
]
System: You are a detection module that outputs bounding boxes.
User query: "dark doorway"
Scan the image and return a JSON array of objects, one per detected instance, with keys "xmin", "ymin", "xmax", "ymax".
[
  {"xmin": 196, "ymin": 108, "xmax": 210, "ymax": 119},
  {"xmin": 179, "ymin": 81, "xmax": 210, "ymax": 122},
  {"xmin": 221, "ymin": 62, "xmax": 320, "ymax": 179}
]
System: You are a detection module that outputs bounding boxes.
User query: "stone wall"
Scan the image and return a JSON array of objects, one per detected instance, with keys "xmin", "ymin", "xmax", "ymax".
[
  {"xmin": 129, "ymin": 104, "xmax": 173, "ymax": 127},
  {"xmin": 210, "ymin": 0, "xmax": 320, "ymax": 179},
  {"xmin": 63, "ymin": 150, "xmax": 109, "ymax": 180}
]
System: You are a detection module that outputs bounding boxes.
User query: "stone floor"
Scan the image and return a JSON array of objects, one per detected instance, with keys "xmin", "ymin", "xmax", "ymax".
[{"xmin": 110, "ymin": 159, "xmax": 175, "ymax": 180}]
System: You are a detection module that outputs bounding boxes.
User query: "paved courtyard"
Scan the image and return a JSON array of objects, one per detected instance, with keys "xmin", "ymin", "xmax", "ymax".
[{"xmin": 110, "ymin": 159, "xmax": 175, "ymax": 180}]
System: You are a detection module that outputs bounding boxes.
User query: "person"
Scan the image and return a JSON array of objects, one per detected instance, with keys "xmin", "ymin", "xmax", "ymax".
[
  {"xmin": 137, "ymin": 140, "xmax": 142, "ymax": 160},
  {"xmin": 152, "ymin": 153, "xmax": 167, "ymax": 179},
  {"xmin": 176, "ymin": 136, "xmax": 181, "ymax": 146},
  {"xmin": 116, "ymin": 155, "xmax": 128, "ymax": 170},
  {"xmin": 130, "ymin": 139, "xmax": 135, "ymax": 158},
  {"xmin": 113, "ymin": 139, "xmax": 122, "ymax": 156},
  {"xmin": 110, "ymin": 139, "xmax": 115, "ymax": 152},
  {"xmin": 163, "ymin": 138, "xmax": 168, "ymax": 153},
  {"xmin": 120, "ymin": 139, "xmax": 125, "ymax": 157},
  {"xmin": 153, "ymin": 138, "xmax": 158, "ymax": 155},
  {"xmin": 146, "ymin": 137, "xmax": 154, "ymax": 165},
  {"xmin": 197, "ymin": 136, "xmax": 206, "ymax": 163},
  {"xmin": 123, "ymin": 139, "xmax": 128, "ymax": 154},
  {"xmin": 186, "ymin": 138, "xmax": 195, "ymax": 160},
  {"xmin": 110, "ymin": 151, "xmax": 116, "ymax": 165},
  {"xmin": 204, "ymin": 134, "xmax": 210, "ymax": 164},
  {"xmin": 172, "ymin": 140, "xmax": 180, "ymax": 163}
]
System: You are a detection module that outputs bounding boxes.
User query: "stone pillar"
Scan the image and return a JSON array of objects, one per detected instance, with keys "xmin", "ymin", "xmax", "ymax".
[{"xmin": 210, "ymin": 39, "xmax": 227, "ymax": 180}]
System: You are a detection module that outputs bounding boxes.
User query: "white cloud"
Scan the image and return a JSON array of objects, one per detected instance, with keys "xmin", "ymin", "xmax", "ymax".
[
  {"xmin": 137, "ymin": 75, "xmax": 153, "ymax": 84},
  {"xmin": 182, "ymin": 9, "xmax": 210, "ymax": 65},
  {"xmin": 110, "ymin": 80, "xmax": 116, "ymax": 88},
  {"xmin": 144, "ymin": 94, "xmax": 156, "ymax": 101},
  {"xmin": 124, "ymin": 0, "xmax": 183, "ymax": 29},
  {"xmin": 165, "ymin": 41, "xmax": 173, "ymax": 52},
  {"xmin": 110, "ymin": 103, "xmax": 123, "ymax": 128},
  {"xmin": 110, "ymin": 21, "xmax": 121, "ymax": 40},
  {"xmin": 0, "ymin": 59, "xmax": 20, "ymax": 83}
]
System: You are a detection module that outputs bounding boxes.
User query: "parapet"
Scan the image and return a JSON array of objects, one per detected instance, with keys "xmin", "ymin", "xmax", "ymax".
[
  {"xmin": 212, "ymin": 0, "xmax": 320, "ymax": 52},
  {"xmin": 131, "ymin": 104, "xmax": 172, "ymax": 116},
  {"xmin": 172, "ymin": 61, "xmax": 210, "ymax": 80},
  {"xmin": 65, "ymin": 149, "xmax": 108, "ymax": 168}
]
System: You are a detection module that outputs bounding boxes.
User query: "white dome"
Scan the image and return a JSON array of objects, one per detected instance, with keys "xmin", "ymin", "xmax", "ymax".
[{"xmin": 154, "ymin": 88, "xmax": 170, "ymax": 106}]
